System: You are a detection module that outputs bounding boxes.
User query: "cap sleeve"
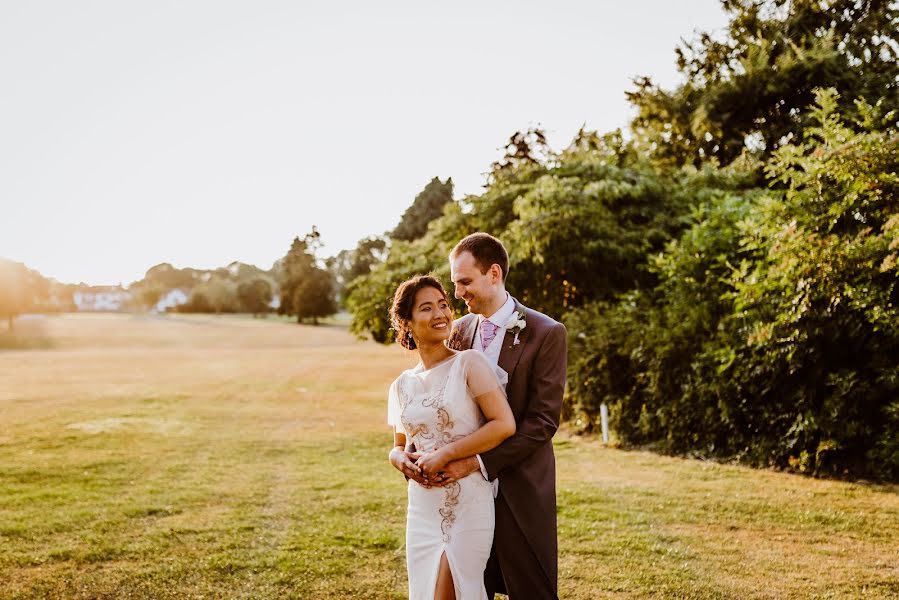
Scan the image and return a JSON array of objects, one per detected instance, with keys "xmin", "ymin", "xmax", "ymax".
[
  {"xmin": 462, "ymin": 350, "xmax": 507, "ymax": 398},
  {"xmin": 387, "ymin": 377, "xmax": 404, "ymax": 434}
]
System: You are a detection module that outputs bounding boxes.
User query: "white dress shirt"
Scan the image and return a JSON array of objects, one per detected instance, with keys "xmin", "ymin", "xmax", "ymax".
[{"xmin": 473, "ymin": 292, "xmax": 515, "ymax": 486}]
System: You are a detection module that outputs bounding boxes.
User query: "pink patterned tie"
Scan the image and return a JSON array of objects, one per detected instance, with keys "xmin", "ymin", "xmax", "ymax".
[{"xmin": 480, "ymin": 319, "xmax": 498, "ymax": 351}]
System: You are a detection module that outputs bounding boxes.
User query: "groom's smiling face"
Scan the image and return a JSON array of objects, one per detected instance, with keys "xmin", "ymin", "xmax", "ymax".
[{"xmin": 450, "ymin": 250, "xmax": 503, "ymax": 316}]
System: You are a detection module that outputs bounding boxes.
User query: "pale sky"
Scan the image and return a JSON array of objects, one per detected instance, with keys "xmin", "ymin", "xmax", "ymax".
[{"xmin": 0, "ymin": 1, "xmax": 729, "ymax": 286}]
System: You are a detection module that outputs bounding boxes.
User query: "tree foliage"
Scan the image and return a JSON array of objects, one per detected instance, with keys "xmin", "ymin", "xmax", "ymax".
[
  {"xmin": 196, "ymin": 276, "xmax": 238, "ymax": 314},
  {"xmin": 0, "ymin": 259, "xmax": 49, "ymax": 330},
  {"xmin": 328, "ymin": 236, "xmax": 387, "ymax": 305},
  {"xmin": 628, "ymin": 0, "xmax": 899, "ymax": 168},
  {"xmin": 139, "ymin": 263, "xmax": 201, "ymax": 289},
  {"xmin": 237, "ymin": 278, "xmax": 273, "ymax": 316},
  {"xmin": 391, "ymin": 177, "xmax": 455, "ymax": 242},
  {"xmin": 346, "ymin": 130, "xmax": 700, "ymax": 337},
  {"xmin": 278, "ymin": 227, "xmax": 337, "ymax": 324},
  {"xmin": 569, "ymin": 90, "xmax": 899, "ymax": 479}
]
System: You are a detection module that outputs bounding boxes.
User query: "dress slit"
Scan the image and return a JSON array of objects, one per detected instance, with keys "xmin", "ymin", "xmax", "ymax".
[
  {"xmin": 432, "ymin": 547, "xmax": 460, "ymax": 600},
  {"xmin": 420, "ymin": 544, "xmax": 446, "ymax": 600}
]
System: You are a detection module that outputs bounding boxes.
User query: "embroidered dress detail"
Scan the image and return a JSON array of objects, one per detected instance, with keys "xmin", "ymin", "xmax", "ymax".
[{"xmin": 439, "ymin": 481, "xmax": 462, "ymax": 543}]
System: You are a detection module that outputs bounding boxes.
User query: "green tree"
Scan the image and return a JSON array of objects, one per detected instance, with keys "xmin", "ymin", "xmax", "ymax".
[
  {"xmin": 179, "ymin": 290, "xmax": 213, "ymax": 313},
  {"xmin": 278, "ymin": 234, "xmax": 315, "ymax": 318},
  {"xmin": 628, "ymin": 0, "xmax": 899, "ymax": 168},
  {"xmin": 724, "ymin": 90, "xmax": 899, "ymax": 477},
  {"xmin": 491, "ymin": 127, "xmax": 553, "ymax": 175},
  {"xmin": 139, "ymin": 263, "xmax": 200, "ymax": 289},
  {"xmin": 0, "ymin": 260, "xmax": 49, "ymax": 330},
  {"xmin": 329, "ymin": 236, "xmax": 387, "ymax": 304},
  {"xmin": 391, "ymin": 177, "xmax": 454, "ymax": 241},
  {"xmin": 507, "ymin": 131, "xmax": 698, "ymax": 317},
  {"xmin": 278, "ymin": 227, "xmax": 337, "ymax": 324},
  {"xmin": 202, "ymin": 277, "xmax": 238, "ymax": 314},
  {"xmin": 237, "ymin": 278, "xmax": 273, "ymax": 317},
  {"xmin": 291, "ymin": 268, "xmax": 337, "ymax": 325},
  {"xmin": 225, "ymin": 261, "xmax": 272, "ymax": 283}
]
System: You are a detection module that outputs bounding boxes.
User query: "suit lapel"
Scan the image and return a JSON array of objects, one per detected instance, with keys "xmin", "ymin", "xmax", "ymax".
[
  {"xmin": 497, "ymin": 298, "xmax": 528, "ymax": 380},
  {"xmin": 449, "ymin": 314, "xmax": 477, "ymax": 351},
  {"xmin": 465, "ymin": 314, "xmax": 478, "ymax": 350}
]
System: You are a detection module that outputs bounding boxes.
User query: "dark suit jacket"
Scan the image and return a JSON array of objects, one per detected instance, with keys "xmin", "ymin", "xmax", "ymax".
[{"xmin": 448, "ymin": 297, "xmax": 567, "ymax": 591}]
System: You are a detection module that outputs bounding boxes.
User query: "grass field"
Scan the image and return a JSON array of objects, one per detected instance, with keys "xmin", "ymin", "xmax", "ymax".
[{"xmin": 1, "ymin": 313, "xmax": 897, "ymax": 599}]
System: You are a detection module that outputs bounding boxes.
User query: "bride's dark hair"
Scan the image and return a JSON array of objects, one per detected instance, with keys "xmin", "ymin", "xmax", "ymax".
[{"xmin": 390, "ymin": 275, "xmax": 450, "ymax": 350}]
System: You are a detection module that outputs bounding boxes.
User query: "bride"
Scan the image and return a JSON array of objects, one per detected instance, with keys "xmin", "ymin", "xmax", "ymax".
[{"xmin": 387, "ymin": 275, "xmax": 515, "ymax": 600}]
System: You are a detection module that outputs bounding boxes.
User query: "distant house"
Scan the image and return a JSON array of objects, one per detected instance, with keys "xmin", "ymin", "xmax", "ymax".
[
  {"xmin": 154, "ymin": 288, "xmax": 189, "ymax": 313},
  {"xmin": 73, "ymin": 289, "xmax": 132, "ymax": 312}
]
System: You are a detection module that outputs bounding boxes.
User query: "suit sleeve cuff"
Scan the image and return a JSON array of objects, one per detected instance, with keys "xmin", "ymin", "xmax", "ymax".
[{"xmin": 476, "ymin": 455, "xmax": 489, "ymax": 480}]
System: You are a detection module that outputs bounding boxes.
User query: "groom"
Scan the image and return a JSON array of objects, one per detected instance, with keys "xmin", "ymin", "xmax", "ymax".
[{"xmin": 439, "ymin": 232, "xmax": 567, "ymax": 599}]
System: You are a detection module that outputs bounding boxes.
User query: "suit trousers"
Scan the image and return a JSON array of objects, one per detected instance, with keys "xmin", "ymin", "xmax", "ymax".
[{"xmin": 484, "ymin": 491, "xmax": 558, "ymax": 600}]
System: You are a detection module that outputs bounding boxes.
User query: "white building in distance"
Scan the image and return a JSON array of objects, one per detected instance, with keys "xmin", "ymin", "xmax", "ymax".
[{"xmin": 73, "ymin": 289, "xmax": 132, "ymax": 312}]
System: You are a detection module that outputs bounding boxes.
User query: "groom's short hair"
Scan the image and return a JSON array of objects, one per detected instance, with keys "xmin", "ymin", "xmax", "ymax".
[{"xmin": 451, "ymin": 232, "xmax": 509, "ymax": 281}]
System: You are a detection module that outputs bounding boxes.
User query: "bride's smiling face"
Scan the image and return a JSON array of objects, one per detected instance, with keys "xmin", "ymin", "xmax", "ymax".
[{"xmin": 409, "ymin": 286, "xmax": 453, "ymax": 346}]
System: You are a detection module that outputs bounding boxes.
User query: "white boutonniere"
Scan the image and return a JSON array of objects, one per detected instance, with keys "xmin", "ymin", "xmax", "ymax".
[{"xmin": 504, "ymin": 311, "xmax": 527, "ymax": 346}]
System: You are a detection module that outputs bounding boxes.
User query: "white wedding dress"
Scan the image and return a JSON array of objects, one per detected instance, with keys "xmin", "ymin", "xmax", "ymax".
[{"xmin": 388, "ymin": 349, "xmax": 507, "ymax": 600}]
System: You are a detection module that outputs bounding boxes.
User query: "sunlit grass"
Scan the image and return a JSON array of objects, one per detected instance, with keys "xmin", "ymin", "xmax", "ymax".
[{"xmin": 1, "ymin": 314, "xmax": 897, "ymax": 598}]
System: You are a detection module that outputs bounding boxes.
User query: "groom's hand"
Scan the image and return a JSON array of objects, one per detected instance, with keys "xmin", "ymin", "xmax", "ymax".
[{"xmin": 431, "ymin": 456, "xmax": 480, "ymax": 487}]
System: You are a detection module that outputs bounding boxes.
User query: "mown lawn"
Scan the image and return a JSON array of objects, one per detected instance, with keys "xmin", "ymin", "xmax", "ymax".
[{"xmin": 1, "ymin": 314, "xmax": 897, "ymax": 599}]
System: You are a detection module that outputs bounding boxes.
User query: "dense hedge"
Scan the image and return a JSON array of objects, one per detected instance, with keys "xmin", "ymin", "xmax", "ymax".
[{"xmin": 567, "ymin": 93, "xmax": 899, "ymax": 479}]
